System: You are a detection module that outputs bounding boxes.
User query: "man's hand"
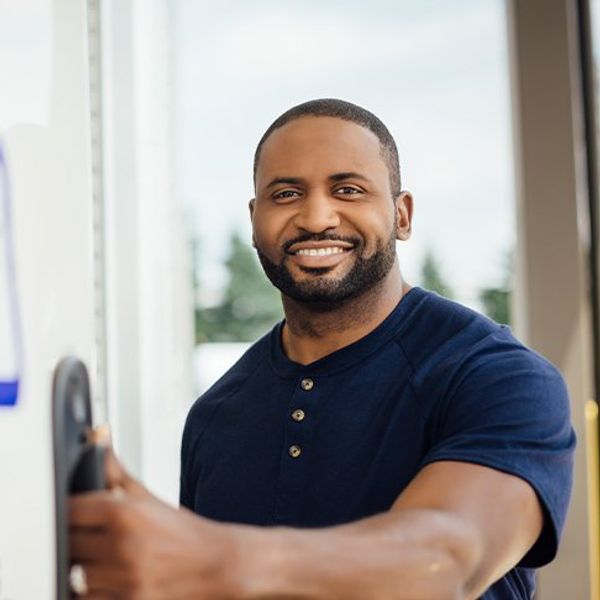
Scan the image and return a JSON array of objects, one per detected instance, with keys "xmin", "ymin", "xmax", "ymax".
[{"xmin": 69, "ymin": 440, "xmax": 240, "ymax": 599}]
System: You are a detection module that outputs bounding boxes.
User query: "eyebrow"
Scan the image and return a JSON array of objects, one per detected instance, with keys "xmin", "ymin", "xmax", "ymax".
[
  {"xmin": 265, "ymin": 172, "xmax": 373, "ymax": 189},
  {"xmin": 328, "ymin": 172, "xmax": 372, "ymax": 184},
  {"xmin": 265, "ymin": 177, "xmax": 304, "ymax": 189}
]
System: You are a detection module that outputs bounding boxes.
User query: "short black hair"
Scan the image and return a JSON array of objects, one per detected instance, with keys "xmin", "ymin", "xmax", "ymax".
[{"xmin": 253, "ymin": 98, "xmax": 401, "ymax": 197}]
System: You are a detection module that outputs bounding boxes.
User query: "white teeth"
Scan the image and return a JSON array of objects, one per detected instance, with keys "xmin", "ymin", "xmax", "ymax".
[{"xmin": 296, "ymin": 247, "xmax": 346, "ymax": 256}]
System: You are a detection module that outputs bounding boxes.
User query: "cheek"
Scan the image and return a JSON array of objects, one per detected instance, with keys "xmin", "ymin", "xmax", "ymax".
[
  {"xmin": 252, "ymin": 207, "xmax": 291, "ymax": 252},
  {"xmin": 346, "ymin": 207, "xmax": 395, "ymax": 249}
]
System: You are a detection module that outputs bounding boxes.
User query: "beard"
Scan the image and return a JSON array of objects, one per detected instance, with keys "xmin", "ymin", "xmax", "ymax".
[{"xmin": 255, "ymin": 229, "xmax": 397, "ymax": 310}]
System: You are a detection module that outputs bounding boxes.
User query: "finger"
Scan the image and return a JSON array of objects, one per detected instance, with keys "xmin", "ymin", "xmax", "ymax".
[
  {"xmin": 104, "ymin": 445, "xmax": 128, "ymax": 489},
  {"xmin": 86, "ymin": 425, "xmax": 128, "ymax": 489},
  {"xmin": 69, "ymin": 491, "xmax": 118, "ymax": 528},
  {"xmin": 88, "ymin": 423, "xmax": 112, "ymax": 447},
  {"xmin": 70, "ymin": 529, "xmax": 114, "ymax": 562},
  {"xmin": 75, "ymin": 562, "xmax": 133, "ymax": 597},
  {"xmin": 104, "ymin": 446, "xmax": 151, "ymax": 499},
  {"xmin": 87, "ymin": 424, "xmax": 150, "ymax": 499},
  {"xmin": 86, "ymin": 425, "xmax": 134, "ymax": 493}
]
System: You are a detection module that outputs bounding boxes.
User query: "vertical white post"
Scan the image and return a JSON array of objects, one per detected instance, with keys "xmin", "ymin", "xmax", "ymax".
[{"xmin": 102, "ymin": 0, "xmax": 194, "ymax": 502}]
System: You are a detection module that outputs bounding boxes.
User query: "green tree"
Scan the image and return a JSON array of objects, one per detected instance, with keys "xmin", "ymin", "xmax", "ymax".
[
  {"xmin": 420, "ymin": 249, "xmax": 453, "ymax": 298},
  {"xmin": 480, "ymin": 288, "xmax": 510, "ymax": 324},
  {"xmin": 479, "ymin": 251, "xmax": 512, "ymax": 325},
  {"xmin": 195, "ymin": 232, "xmax": 283, "ymax": 343}
]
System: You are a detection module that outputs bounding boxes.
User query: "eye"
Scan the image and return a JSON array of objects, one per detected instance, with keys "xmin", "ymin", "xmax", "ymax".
[
  {"xmin": 334, "ymin": 186, "xmax": 362, "ymax": 196},
  {"xmin": 272, "ymin": 189, "xmax": 301, "ymax": 201}
]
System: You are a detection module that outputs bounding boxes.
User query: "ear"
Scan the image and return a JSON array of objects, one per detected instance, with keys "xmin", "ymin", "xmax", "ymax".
[
  {"xmin": 395, "ymin": 191, "xmax": 413, "ymax": 241},
  {"xmin": 249, "ymin": 199, "xmax": 257, "ymax": 247}
]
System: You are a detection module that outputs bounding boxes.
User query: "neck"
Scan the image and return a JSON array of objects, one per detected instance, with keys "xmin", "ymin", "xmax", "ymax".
[{"xmin": 281, "ymin": 264, "xmax": 410, "ymax": 365}]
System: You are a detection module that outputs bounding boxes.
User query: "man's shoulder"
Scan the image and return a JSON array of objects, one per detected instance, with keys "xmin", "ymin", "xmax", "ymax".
[
  {"xmin": 398, "ymin": 289, "xmax": 506, "ymax": 360},
  {"xmin": 183, "ymin": 327, "xmax": 275, "ymax": 436},
  {"xmin": 399, "ymin": 290, "xmax": 565, "ymax": 409},
  {"xmin": 398, "ymin": 289, "xmax": 559, "ymax": 382}
]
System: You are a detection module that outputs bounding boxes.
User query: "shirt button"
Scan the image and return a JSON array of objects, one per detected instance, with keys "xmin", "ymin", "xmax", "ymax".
[
  {"xmin": 291, "ymin": 409, "xmax": 306, "ymax": 422},
  {"xmin": 288, "ymin": 444, "xmax": 302, "ymax": 458},
  {"xmin": 301, "ymin": 378, "xmax": 314, "ymax": 391}
]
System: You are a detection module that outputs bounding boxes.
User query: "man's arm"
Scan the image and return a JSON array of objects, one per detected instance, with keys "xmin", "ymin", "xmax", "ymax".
[
  {"xmin": 70, "ymin": 450, "xmax": 542, "ymax": 599},
  {"xmin": 390, "ymin": 460, "xmax": 543, "ymax": 597},
  {"xmin": 229, "ymin": 461, "xmax": 542, "ymax": 600}
]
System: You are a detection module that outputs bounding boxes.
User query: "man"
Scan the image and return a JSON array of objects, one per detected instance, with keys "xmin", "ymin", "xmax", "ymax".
[{"xmin": 70, "ymin": 99, "xmax": 575, "ymax": 599}]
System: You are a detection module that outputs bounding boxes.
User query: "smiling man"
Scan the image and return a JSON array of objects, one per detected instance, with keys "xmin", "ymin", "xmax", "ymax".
[{"xmin": 70, "ymin": 99, "xmax": 575, "ymax": 599}]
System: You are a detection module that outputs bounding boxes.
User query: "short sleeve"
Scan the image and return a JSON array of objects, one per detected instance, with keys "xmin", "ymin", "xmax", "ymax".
[{"xmin": 419, "ymin": 334, "xmax": 576, "ymax": 568}]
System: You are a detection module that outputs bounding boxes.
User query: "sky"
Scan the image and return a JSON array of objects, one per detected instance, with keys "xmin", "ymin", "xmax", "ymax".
[
  {"xmin": 0, "ymin": 3, "xmax": 516, "ymax": 361},
  {"xmin": 173, "ymin": 0, "xmax": 514, "ymax": 309}
]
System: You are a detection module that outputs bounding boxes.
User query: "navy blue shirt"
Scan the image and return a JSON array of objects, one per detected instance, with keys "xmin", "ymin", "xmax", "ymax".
[{"xmin": 181, "ymin": 287, "xmax": 575, "ymax": 599}]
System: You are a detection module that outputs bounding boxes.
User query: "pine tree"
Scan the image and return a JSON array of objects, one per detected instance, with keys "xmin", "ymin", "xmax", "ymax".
[
  {"xmin": 195, "ymin": 232, "xmax": 283, "ymax": 342},
  {"xmin": 480, "ymin": 288, "xmax": 510, "ymax": 324},
  {"xmin": 479, "ymin": 251, "xmax": 512, "ymax": 325},
  {"xmin": 420, "ymin": 249, "xmax": 453, "ymax": 298}
]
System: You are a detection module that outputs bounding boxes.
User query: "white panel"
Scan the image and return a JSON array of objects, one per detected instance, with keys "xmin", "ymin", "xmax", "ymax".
[
  {"xmin": 0, "ymin": 0, "xmax": 95, "ymax": 597},
  {"xmin": 133, "ymin": 0, "xmax": 193, "ymax": 505},
  {"xmin": 102, "ymin": 0, "xmax": 193, "ymax": 504}
]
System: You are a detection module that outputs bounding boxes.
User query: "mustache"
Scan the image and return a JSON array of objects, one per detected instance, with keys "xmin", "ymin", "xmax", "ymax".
[{"xmin": 282, "ymin": 233, "xmax": 361, "ymax": 253}]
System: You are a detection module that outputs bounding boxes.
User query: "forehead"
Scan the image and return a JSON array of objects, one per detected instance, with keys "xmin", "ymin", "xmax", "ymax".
[{"xmin": 256, "ymin": 116, "xmax": 388, "ymax": 185}]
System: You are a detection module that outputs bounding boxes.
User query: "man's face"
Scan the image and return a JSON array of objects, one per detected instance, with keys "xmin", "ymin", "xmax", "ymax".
[{"xmin": 250, "ymin": 116, "xmax": 412, "ymax": 307}]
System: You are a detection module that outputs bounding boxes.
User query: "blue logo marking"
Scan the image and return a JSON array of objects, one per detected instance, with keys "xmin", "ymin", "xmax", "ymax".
[
  {"xmin": 0, "ymin": 380, "xmax": 18, "ymax": 406},
  {"xmin": 0, "ymin": 141, "xmax": 22, "ymax": 408}
]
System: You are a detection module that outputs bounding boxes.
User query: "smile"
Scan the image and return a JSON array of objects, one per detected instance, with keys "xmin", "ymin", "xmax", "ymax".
[
  {"xmin": 285, "ymin": 242, "xmax": 356, "ymax": 271},
  {"xmin": 295, "ymin": 247, "xmax": 347, "ymax": 256}
]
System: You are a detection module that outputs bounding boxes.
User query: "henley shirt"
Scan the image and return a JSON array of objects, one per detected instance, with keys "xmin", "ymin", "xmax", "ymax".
[{"xmin": 181, "ymin": 286, "xmax": 575, "ymax": 599}]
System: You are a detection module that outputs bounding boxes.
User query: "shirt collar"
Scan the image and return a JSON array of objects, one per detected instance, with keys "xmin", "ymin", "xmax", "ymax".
[{"xmin": 269, "ymin": 286, "xmax": 427, "ymax": 378}]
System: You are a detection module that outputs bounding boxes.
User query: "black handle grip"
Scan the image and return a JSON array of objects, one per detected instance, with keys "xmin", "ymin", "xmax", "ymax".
[
  {"xmin": 70, "ymin": 444, "xmax": 106, "ymax": 494},
  {"xmin": 53, "ymin": 357, "xmax": 105, "ymax": 599}
]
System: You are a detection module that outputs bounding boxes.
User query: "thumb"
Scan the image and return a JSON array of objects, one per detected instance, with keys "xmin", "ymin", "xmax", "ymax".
[{"xmin": 90, "ymin": 425, "xmax": 147, "ymax": 497}]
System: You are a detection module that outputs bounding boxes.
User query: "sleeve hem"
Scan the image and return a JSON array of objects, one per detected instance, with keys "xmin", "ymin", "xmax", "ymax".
[{"xmin": 417, "ymin": 452, "xmax": 560, "ymax": 568}]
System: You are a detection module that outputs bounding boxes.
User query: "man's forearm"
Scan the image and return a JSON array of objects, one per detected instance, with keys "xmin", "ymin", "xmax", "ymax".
[{"xmin": 217, "ymin": 508, "xmax": 483, "ymax": 600}]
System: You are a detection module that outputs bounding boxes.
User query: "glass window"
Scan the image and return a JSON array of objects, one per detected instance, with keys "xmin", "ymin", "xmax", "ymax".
[
  {"xmin": 173, "ymin": 0, "xmax": 515, "ymax": 393},
  {"xmin": 102, "ymin": 0, "xmax": 515, "ymax": 502}
]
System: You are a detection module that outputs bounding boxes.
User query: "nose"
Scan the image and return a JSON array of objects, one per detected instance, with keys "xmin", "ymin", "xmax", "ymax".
[{"xmin": 293, "ymin": 192, "xmax": 341, "ymax": 233}]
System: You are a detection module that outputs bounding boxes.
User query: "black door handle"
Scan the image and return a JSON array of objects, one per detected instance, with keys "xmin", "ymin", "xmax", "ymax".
[{"xmin": 52, "ymin": 357, "xmax": 105, "ymax": 599}]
